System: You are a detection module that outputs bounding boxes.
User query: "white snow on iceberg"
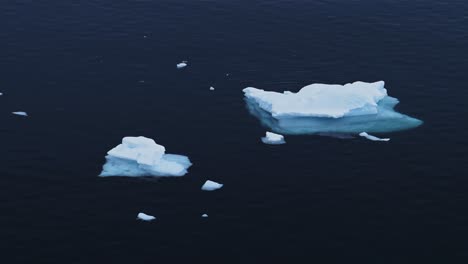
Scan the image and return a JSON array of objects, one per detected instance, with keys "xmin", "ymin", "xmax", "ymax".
[
  {"xmin": 359, "ymin": 132, "xmax": 390, "ymax": 142},
  {"xmin": 261, "ymin": 131, "xmax": 285, "ymax": 145},
  {"xmin": 201, "ymin": 180, "xmax": 223, "ymax": 191},
  {"xmin": 244, "ymin": 81, "xmax": 422, "ymax": 135},
  {"xmin": 12, "ymin": 111, "xmax": 28, "ymax": 116},
  {"xmin": 99, "ymin": 136, "xmax": 192, "ymax": 177},
  {"xmin": 137, "ymin": 212, "xmax": 156, "ymax": 221}
]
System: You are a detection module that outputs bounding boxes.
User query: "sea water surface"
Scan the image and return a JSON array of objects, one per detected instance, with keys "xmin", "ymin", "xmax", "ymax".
[{"xmin": 1, "ymin": 0, "xmax": 468, "ymax": 263}]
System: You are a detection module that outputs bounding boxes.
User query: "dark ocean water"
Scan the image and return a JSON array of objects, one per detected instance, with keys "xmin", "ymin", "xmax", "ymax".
[{"xmin": 1, "ymin": 0, "xmax": 468, "ymax": 263}]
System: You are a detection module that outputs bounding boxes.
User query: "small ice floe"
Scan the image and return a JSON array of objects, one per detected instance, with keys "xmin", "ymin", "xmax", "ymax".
[
  {"xmin": 143, "ymin": 35, "xmax": 147, "ymax": 38},
  {"xmin": 209, "ymin": 86, "xmax": 215, "ymax": 91},
  {"xmin": 12, "ymin": 111, "xmax": 28, "ymax": 117},
  {"xmin": 261, "ymin": 131, "xmax": 285, "ymax": 145},
  {"xmin": 137, "ymin": 212, "xmax": 156, "ymax": 221},
  {"xmin": 226, "ymin": 73, "xmax": 230, "ymax": 76},
  {"xmin": 201, "ymin": 180, "xmax": 223, "ymax": 191},
  {"xmin": 201, "ymin": 214, "xmax": 208, "ymax": 218},
  {"xmin": 0, "ymin": 92, "xmax": 3, "ymax": 96},
  {"xmin": 99, "ymin": 136, "xmax": 192, "ymax": 177},
  {"xmin": 359, "ymin": 132, "xmax": 390, "ymax": 142},
  {"xmin": 177, "ymin": 61, "xmax": 188, "ymax": 69}
]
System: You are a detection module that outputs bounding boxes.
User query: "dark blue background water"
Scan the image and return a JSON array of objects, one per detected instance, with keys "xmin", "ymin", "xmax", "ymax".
[{"xmin": 1, "ymin": 1, "xmax": 468, "ymax": 263}]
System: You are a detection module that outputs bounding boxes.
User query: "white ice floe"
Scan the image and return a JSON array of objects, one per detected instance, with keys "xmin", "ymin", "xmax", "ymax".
[
  {"xmin": 177, "ymin": 61, "xmax": 188, "ymax": 69},
  {"xmin": 201, "ymin": 180, "xmax": 223, "ymax": 191},
  {"xmin": 99, "ymin": 136, "xmax": 192, "ymax": 177},
  {"xmin": 210, "ymin": 86, "xmax": 215, "ymax": 91},
  {"xmin": 12, "ymin": 111, "xmax": 28, "ymax": 116},
  {"xmin": 359, "ymin": 132, "xmax": 390, "ymax": 142},
  {"xmin": 261, "ymin": 131, "xmax": 285, "ymax": 145},
  {"xmin": 137, "ymin": 212, "xmax": 156, "ymax": 221},
  {"xmin": 0, "ymin": 92, "xmax": 3, "ymax": 96},
  {"xmin": 244, "ymin": 81, "xmax": 422, "ymax": 135},
  {"xmin": 202, "ymin": 214, "xmax": 208, "ymax": 218}
]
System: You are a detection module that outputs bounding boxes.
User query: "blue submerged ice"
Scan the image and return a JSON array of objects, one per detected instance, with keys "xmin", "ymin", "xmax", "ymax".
[
  {"xmin": 99, "ymin": 136, "xmax": 192, "ymax": 177},
  {"xmin": 243, "ymin": 81, "xmax": 422, "ymax": 135}
]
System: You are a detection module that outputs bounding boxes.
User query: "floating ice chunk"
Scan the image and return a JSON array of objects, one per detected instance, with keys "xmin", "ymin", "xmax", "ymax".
[
  {"xmin": 0, "ymin": 92, "xmax": 3, "ymax": 96},
  {"xmin": 177, "ymin": 61, "xmax": 188, "ymax": 69},
  {"xmin": 12, "ymin": 111, "xmax": 28, "ymax": 116},
  {"xmin": 210, "ymin": 86, "xmax": 215, "ymax": 91},
  {"xmin": 244, "ymin": 81, "xmax": 422, "ymax": 135},
  {"xmin": 99, "ymin": 136, "xmax": 192, "ymax": 177},
  {"xmin": 261, "ymin": 131, "xmax": 286, "ymax": 145},
  {"xmin": 201, "ymin": 214, "xmax": 208, "ymax": 218},
  {"xmin": 359, "ymin": 132, "xmax": 390, "ymax": 142},
  {"xmin": 137, "ymin": 212, "xmax": 156, "ymax": 221},
  {"xmin": 201, "ymin": 180, "xmax": 223, "ymax": 191}
]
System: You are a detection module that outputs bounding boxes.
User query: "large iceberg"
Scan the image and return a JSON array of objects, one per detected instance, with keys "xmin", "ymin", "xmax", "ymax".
[
  {"xmin": 99, "ymin": 136, "xmax": 192, "ymax": 177},
  {"xmin": 243, "ymin": 81, "xmax": 422, "ymax": 135}
]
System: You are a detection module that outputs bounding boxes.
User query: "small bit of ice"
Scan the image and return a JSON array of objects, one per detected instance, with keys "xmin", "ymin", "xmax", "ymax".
[
  {"xmin": 359, "ymin": 132, "xmax": 390, "ymax": 142},
  {"xmin": 143, "ymin": 35, "xmax": 147, "ymax": 38},
  {"xmin": 177, "ymin": 61, "xmax": 188, "ymax": 69},
  {"xmin": 139, "ymin": 80, "xmax": 145, "ymax": 83},
  {"xmin": 209, "ymin": 86, "xmax": 215, "ymax": 91},
  {"xmin": 261, "ymin": 131, "xmax": 286, "ymax": 145},
  {"xmin": 137, "ymin": 212, "xmax": 156, "ymax": 221},
  {"xmin": 0, "ymin": 92, "xmax": 3, "ymax": 96},
  {"xmin": 202, "ymin": 214, "xmax": 208, "ymax": 218},
  {"xmin": 12, "ymin": 111, "xmax": 28, "ymax": 116},
  {"xmin": 201, "ymin": 180, "xmax": 223, "ymax": 191}
]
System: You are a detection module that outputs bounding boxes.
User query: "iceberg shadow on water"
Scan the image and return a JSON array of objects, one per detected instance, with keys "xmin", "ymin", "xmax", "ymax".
[{"xmin": 244, "ymin": 90, "xmax": 423, "ymax": 135}]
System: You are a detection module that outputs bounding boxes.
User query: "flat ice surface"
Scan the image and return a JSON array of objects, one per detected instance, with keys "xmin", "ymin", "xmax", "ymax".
[
  {"xmin": 12, "ymin": 111, "xmax": 28, "ymax": 116},
  {"xmin": 244, "ymin": 81, "xmax": 422, "ymax": 135},
  {"xmin": 177, "ymin": 61, "xmax": 187, "ymax": 69},
  {"xmin": 261, "ymin": 131, "xmax": 286, "ymax": 145},
  {"xmin": 201, "ymin": 180, "xmax": 223, "ymax": 191},
  {"xmin": 137, "ymin": 212, "xmax": 156, "ymax": 221},
  {"xmin": 359, "ymin": 132, "xmax": 390, "ymax": 141},
  {"xmin": 244, "ymin": 81, "xmax": 388, "ymax": 118},
  {"xmin": 100, "ymin": 136, "xmax": 192, "ymax": 177}
]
